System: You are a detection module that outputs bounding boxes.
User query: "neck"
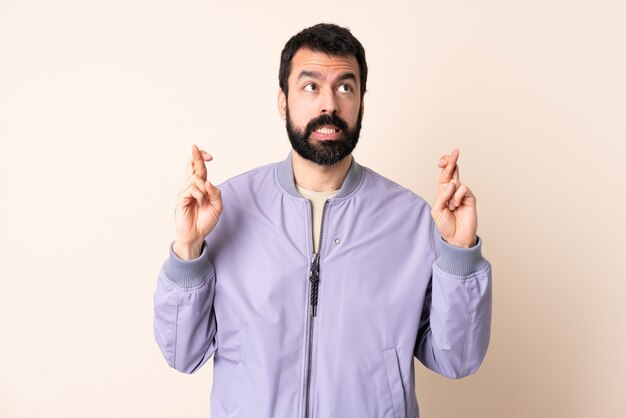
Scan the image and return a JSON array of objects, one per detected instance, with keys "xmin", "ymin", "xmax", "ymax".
[{"xmin": 291, "ymin": 152, "xmax": 352, "ymax": 192}]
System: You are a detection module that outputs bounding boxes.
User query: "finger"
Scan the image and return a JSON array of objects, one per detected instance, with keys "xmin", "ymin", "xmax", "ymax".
[
  {"xmin": 205, "ymin": 181, "xmax": 223, "ymax": 213},
  {"xmin": 180, "ymin": 176, "xmax": 209, "ymax": 197},
  {"xmin": 192, "ymin": 144, "xmax": 202, "ymax": 160},
  {"xmin": 437, "ymin": 149, "xmax": 459, "ymax": 166},
  {"xmin": 453, "ymin": 184, "xmax": 475, "ymax": 207},
  {"xmin": 200, "ymin": 150, "xmax": 213, "ymax": 162},
  {"xmin": 438, "ymin": 149, "xmax": 460, "ymax": 184},
  {"xmin": 452, "ymin": 184, "xmax": 468, "ymax": 208},
  {"xmin": 447, "ymin": 179, "xmax": 461, "ymax": 210},
  {"xmin": 452, "ymin": 165, "xmax": 460, "ymax": 182},
  {"xmin": 192, "ymin": 144, "xmax": 208, "ymax": 180},
  {"xmin": 433, "ymin": 182, "xmax": 457, "ymax": 213},
  {"xmin": 178, "ymin": 182, "xmax": 207, "ymax": 207},
  {"xmin": 188, "ymin": 184, "xmax": 207, "ymax": 206},
  {"xmin": 183, "ymin": 174, "xmax": 209, "ymax": 192},
  {"xmin": 178, "ymin": 176, "xmax": 209, "ymax": 207},
  {"xmin": 446, "ymin": 149, "xmax": 459, "ymax": 178}
]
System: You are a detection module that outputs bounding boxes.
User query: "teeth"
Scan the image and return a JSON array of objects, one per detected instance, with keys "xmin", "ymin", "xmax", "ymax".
[{"xmin": 316, "ymin": 127, "xmax": 337, "ymax": 134}]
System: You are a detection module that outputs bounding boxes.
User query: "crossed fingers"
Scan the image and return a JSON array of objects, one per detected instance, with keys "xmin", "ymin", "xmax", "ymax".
[
  {"xmin": 438, "ymin": 148, "xmax": 460, "ymax": 185},
  {"xmin": 435, "ymin": 149, "xmax": 475, "ymax": 212},
  {"xmin": 187, "ymin": 144, "xmax": 213, "ymax": 180},
  {"xmin": 180, "ymin": 145, "xmax": 217, "ymax": 206}
]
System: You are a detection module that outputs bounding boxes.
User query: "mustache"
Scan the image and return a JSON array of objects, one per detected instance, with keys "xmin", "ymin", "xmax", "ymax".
[{"xmin": 305, "ymin": 114, "xmax": 349, "ymax": 137}]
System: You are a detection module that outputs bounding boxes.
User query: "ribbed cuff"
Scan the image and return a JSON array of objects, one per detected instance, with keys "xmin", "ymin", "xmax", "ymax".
[
  {"xmin": 163, "ymin": 241, "xmax": 214, "ymax": 288},
  {"xmin": 435, "ymin": 236, "xmax": 490, "ymax": 276}
]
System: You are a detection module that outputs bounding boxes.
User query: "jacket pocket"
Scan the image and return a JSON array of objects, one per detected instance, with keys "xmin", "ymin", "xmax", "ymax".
[
  {"xmin": 220, "ymin": 332, "xmax": 249, "ymax": 414},
  {"xmin": 380, "ymin": 348, "xmax": 406, "ymax": 418}
]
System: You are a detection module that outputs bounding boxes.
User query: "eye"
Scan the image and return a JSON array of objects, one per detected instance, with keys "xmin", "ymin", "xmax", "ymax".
[
  {"xmin": 304, "ymin": 83, "xmax": 317, "ymax": 92},
  {"xmin": 337, "ymin": 84, "xmax": 353, "ymax": 93}
]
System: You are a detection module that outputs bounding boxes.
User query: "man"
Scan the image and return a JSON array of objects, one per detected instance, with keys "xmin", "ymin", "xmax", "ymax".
[{"xmin": 153, "ymin": 23, "xmax": 492, "ymax": 418}]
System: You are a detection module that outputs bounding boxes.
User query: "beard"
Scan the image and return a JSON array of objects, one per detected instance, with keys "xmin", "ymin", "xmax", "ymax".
[{"xmin": 285, "ymin": 105, "xmax": 363, "ymax": 166}]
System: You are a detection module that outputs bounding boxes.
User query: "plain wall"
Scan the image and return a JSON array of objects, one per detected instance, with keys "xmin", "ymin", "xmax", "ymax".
[{"xmin": 1, "ymin": 1, "xmax": 624, "ymax": 417}]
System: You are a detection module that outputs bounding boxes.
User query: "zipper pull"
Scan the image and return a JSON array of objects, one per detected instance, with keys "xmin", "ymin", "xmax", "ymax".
[{"xmin": 309, "ymin": 253, "xmax": 320, "ymax": 317}]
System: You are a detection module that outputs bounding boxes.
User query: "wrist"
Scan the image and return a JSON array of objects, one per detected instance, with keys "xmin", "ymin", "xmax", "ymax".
[
  {"xmin": 172, "ymin": 240, "xmax": 204, "ymax": 260},
  {"xmin": 444, "ymin": 236, "xmax": 477, "ymax": 248}
]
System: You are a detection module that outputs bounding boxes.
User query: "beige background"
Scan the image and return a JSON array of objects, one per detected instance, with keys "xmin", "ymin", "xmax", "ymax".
[{"xmin": 1, "ymin": 0, "xmax": 624, "ymax": 417}]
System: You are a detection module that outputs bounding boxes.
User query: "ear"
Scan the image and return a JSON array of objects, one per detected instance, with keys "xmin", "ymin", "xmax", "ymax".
[
  {"xmin": 278, "ymin": 88, "xmax": 287, "ymax": 120},
  {"xmin": 360, "ymin": 97, "xmax": 365, "ymax": 119}
]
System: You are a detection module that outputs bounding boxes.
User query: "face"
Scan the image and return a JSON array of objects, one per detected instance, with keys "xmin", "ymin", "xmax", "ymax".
[{"xmin": 278, "ymin": 48, "xmax": 364, "ymax": 166}]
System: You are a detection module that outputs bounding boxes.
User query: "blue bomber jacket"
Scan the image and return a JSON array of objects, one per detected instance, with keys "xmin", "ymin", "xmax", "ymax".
[{"xmin": 153, "ymin": 154, "xmax": 492, "ymax": 418}]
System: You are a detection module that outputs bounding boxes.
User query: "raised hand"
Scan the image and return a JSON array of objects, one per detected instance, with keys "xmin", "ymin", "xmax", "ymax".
[
  {"xmin": 173, "ymin": 145, "xmax": 223, "ymax": 260},
  {"xmin": 431, "ymin": 149, "xmax": 477, "ymax": 248}
]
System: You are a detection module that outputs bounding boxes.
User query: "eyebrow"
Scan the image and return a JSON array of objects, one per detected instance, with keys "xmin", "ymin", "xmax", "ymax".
[
  {"xmin": 297, "ymin": 70, "xmax": 323, "ymax": 81},
  {"xmin": 296, "ymin": 70, "xmax": 357, "ymax": 84}
]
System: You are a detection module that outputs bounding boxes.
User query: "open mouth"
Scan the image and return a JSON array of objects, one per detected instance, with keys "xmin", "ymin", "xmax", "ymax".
[
  {"xmin": 311, "ymin": 125, "xmax": 342, "ymax": 140},
  {"xmin": 315, "ymin": 126, "xmax": 340, "ymax": 134}
]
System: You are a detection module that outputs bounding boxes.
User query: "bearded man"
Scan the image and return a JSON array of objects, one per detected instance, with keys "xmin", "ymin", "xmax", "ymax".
[{"xmin": 153, "ymin": 23, "xmax": 492, "ymax": 418}]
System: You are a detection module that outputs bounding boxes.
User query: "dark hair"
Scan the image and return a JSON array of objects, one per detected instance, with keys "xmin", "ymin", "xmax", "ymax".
[{"xmin": 279, "ymin": 23, "xmax": 368, "ymax": 97}]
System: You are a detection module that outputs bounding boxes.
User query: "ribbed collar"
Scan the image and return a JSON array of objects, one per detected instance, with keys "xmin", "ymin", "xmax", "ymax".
[{"xmin": 277, "ymin": 152, "xmax": 363, "ymax": 199}]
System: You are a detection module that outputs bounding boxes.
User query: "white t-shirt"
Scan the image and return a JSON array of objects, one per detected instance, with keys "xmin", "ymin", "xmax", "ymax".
[{"xmin": 296, "ymin": 185, "xmax": 338, "ymax": 253}]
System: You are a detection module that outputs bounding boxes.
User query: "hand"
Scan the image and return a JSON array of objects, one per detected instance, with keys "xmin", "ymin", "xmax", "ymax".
[
  {"xmin": 173, "ymin": 145, "xmax": 223, "ymax": 259},
  {"xmin": 431, "ymin": 149, "xmax": 477, "ymax": 248}
]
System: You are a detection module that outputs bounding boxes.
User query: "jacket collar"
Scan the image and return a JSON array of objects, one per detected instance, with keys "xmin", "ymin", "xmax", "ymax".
[{"xmin": 277, "ymin": 151, "xmax": 363, "ymax": 199}]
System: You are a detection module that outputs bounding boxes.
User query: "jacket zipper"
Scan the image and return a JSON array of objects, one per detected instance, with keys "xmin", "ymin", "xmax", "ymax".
[{"xmin": 303, "ymin": 199, "xmax": 328, "ymax": 418}]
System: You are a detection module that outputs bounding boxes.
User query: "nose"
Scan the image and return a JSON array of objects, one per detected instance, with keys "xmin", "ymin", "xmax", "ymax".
[{"xmin": 319, "ymin": 87, "xmax": 338, "ymax": 115}]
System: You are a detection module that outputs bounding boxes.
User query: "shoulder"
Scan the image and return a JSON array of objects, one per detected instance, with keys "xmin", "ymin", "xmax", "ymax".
[
  {"xmin": 217, "ymin": 162, "xmax": 279, "ymax": 199},
  {"xmin": 359, "ymin": 165, "xmax": 430, "ymax": 211},
  {"xmin": 353, "ymin": 164, "xmax": 437, "ymax": 251}
]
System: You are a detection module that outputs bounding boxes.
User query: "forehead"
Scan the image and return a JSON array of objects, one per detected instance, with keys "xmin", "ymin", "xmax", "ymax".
[{"xmin": 289, "ymin": 48, "xmax": 360, "ymax": 83}]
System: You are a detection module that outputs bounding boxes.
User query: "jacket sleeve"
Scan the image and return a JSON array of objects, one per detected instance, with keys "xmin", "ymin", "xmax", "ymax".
[
  {"xmin": 153, "ymin": 241, "xmax": 218, "ymax": 374},
  {"xmin": 414, "ymin": 233, "xmax": 492, "ymax": 379}
]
